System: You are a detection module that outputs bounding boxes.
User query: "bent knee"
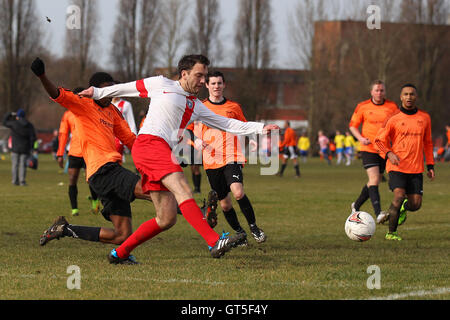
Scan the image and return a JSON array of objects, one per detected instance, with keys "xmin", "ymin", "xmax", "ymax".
[
  {"xmin": 157, "ymin": 216, "xmax": 177, "ymax": 230},
  {"xmin": 112, "ymin": 232, "xmax": 132, "ymax": 245}
]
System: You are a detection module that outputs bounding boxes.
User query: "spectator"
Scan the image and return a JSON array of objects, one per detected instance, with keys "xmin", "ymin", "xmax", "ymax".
[{"xmin": 2, "ymin": 109, "xmax": 37, "ymax": 186}]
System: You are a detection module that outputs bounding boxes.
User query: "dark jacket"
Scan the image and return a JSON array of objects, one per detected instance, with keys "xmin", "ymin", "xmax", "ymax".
[{"xmin": 2, "ymin": 113, "xmax": 37, "ymax": 154}]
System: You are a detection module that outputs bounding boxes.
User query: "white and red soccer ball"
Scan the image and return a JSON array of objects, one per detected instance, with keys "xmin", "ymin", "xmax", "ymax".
[{"xmin": 345, "ymin": 211, "xmax": 376, "ymax": 242}]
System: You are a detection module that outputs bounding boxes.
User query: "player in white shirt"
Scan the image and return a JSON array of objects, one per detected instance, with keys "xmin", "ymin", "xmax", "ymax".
[
  {"xmin": 80, "ymin": 54, "xmax": 279, "ymax": 263},
  {"xmin": 112, "ymin": 97, "xmax": 137, "ymax": 159}
]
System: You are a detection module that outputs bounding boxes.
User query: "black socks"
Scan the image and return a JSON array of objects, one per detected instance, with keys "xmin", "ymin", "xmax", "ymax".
[
  {"xmin": 63, "ymin": 224, "xmax": 101, "ymax": 242},
  {"xmin": 368, "ymin": 185, "xmax": 381, "ymax": 216},
  {"xmin": 68, "ymin": 185, "xmax": 78, "ymax": 210}
]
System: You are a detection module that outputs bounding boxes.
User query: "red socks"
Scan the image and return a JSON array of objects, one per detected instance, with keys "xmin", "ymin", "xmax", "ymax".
[
  {"xmin": 116, "ymin": 199, "xmax": 219, "ymax": 258},
  {"xmin": 116, "ymin": 218, "xmax": 162, "ymax": 258},
  {"xmin": 179, "ymin": 198, "xmax": 219, "ymax": 247}
]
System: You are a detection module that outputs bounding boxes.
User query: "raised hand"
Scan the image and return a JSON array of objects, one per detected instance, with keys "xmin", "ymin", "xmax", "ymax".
[{"xmin": 31, "ymin": 57, "xmax": 45, "ymax": 77}]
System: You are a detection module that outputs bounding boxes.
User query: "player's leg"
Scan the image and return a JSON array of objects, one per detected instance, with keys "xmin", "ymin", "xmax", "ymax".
[
  {"xmin": 386, "ymin": 187, "xmax": 405, "ymax": 240},
  {"xmin": 113, "ymin": 190, "xmax": 176, "ymax": 260},
  {"xmin": 163, "ymin": 171, "xmax": 244, "ymax": 257},
  {"xmin": 397, "ymin": 173, "xmax": 423, "ymax": 225},
  {"xmin": 191, "ymin": 164, "xmax": 201, "ymax": 194},
  {"xmin": 227, "ymin": 164, "xmax": 266, "ymax": 243},
  {"xmin": 353, "ymin": 152, "xmax": 381, "ymax": 215},
  {"xmin": 68, "ymin": 167, "xmax": 81, "ymax": 216},
  {"xmin": 292, "ymin": 156, "xmax": 300, "ymax": 178},
  {"xmin": 277, "ymin": 149, "xmax": 288, "ymax": 176}
]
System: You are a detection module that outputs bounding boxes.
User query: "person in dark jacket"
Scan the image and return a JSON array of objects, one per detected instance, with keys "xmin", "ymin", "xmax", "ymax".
[{"xmin": 2, "ymin": 109, "xmax": 37, "ymax": 186}]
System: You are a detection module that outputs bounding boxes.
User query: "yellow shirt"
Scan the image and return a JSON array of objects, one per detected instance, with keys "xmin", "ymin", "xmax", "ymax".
[
  {"xmin": 297, "ymin": 137, "xmax": 310, "ymax": 151},
  {"xmin": 344, "ymin": 135, "xmax": 356, "ymax": 148},
  {"xmin": 334, "ymin": 134, "xmax": 345, "ymax": 149}
]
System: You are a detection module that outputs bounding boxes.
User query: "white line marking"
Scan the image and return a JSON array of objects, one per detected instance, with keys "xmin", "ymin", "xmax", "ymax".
[{"xmin": 366, "ymin": 287, "xmax": 450, "ymax": 300}]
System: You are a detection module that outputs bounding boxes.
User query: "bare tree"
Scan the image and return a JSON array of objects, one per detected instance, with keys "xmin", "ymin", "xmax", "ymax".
[
  {"xmin": 187, "ymin": 0, "xmax": 222, "ymax": 64},
  {"xmin": 160, "ymin": 0, "xmax": 189, "ymax": 77},
  {"xmin": 65, "ymin": 0, "xmax": 98, "ymax": 84},
  {"xmin": 287, "ymin": 0, "xmax": 334, "ymax": 147},
  {"xmin": 399, "ymin": 0, "xmax": 450, "ymax": 133},
  {"xmin": 111, "ymin": 0, "xmax": 162, "ymax": 81},
  {"xmin": 234, "ymin": 0, "xmax": 273, "ymax": 70},
  {"xmin": 0, "ymin": 0, "xmax": 44, "ymax": 116}
]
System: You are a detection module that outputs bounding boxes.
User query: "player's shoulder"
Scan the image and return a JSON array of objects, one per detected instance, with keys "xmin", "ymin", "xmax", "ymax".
[
  {"xmin": 109, "ymin": 104, "xmax": 125, "ymax": 120},
  {"xmin": 417, "ymin": 108, "xmax": 432, "ymax": 120},
  {"xmin": 353, "ymin": 99, "xmax": 372, "ymax": 112},
  {"xmin": 384, "ymin": 99, "xmax": 399, "ymax": 109},
  {"xmin": 356, "ymin": 99, "xmax": 372, "ymax": 108}
]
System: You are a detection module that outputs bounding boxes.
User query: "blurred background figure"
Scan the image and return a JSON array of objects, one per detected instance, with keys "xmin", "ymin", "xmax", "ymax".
[{"xmin": 2, "ymin": 109, "xmax": 37, "ymax": 186}]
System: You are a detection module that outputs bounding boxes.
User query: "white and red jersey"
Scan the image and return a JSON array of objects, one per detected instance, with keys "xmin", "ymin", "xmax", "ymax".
[
  {"xmin": 92, "ymin": 76, "xmax": 264, "ymax": 149},
  {"xmin": 112, "ymin": 99, "xmax": 137, "ymax": 135}
]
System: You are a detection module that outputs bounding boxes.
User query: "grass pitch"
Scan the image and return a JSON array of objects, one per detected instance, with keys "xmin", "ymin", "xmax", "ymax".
[{"xmin": 0, "ymin": 154, "xmax": 449, "ymax": 300}]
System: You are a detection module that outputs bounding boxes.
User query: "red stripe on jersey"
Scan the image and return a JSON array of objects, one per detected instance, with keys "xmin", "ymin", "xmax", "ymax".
[
  {"xmin": 179, "ymin": 97, "xmax": 196, "ymax": 130},
  {"xmin": 117, "ymin": 100, "xmax": 125, "ymax": 113},
  {"xmin": 136, "ymin": 80, "xmax": 148, "ymax": 98}
]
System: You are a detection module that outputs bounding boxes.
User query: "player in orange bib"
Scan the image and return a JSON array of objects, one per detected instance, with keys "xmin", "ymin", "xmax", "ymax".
[
  {"xmin": 349, "ymin": 80, "xmax": 399, "ymax": 224},
  {"xmin": 374, "ymin": 84, "xmax": 435, "ymax": 240},
  {"xmin": 56, "ymin": 87, "xmax": 100, "ymax": 217},
  {"xmin": 197, "ymin": 71, "xmax": 266, "ymax": 245},
  {"xmin": 277, "ymin": 121, "xmax": 300, "ymax": 177},
  {"xmin": 32, "ymin": 58, "xmax": 151, "ymax": 263}
]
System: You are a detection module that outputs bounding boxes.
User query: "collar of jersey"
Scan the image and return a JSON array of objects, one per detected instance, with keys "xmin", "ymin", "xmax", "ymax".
[
  {"xmin": 400, "ymin": 106, "xmax": 418, "ymax": 115},
  {"xmin": 207, "ymin": 97, "xmax": 227, "ymax": 105}
]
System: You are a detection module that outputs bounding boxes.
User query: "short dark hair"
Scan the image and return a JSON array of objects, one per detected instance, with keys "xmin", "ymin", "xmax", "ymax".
[
  {"xmin": 72, "ymin": 87, "xmax": 85, "ymax": 94},
  {"xmin": 89, "ymin": 72, "xmax": 114, "ymax": 88},
  {"xmin": 177, "ymin": 54, "xmax": 210, "ymax": 78},
  {"xmin": 206, "ymin": 70, "xmax": 225, "ymax": 84},
  {"xmin": 370, "ymin": 79, "xmax": 385, "ymax": 90},
  {"xmin": 401, "ymin": 83, "xmax": 417, "ymax": 92}
]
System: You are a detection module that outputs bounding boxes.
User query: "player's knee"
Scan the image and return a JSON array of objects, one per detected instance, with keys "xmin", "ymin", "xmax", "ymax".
[
  {"xmin": 112, "ymin": 231, "xmax": 132, "ymax": 245},
  {"xmin": 157, "ymin": 215, "xmax": 177, "ymax": 230},
  {"xmin": 232, "ymin": 190, "xmax": 245, "ymax": 201},
  {"xmin": 408, "ymin": 200, "xmax": 421, "ymax": 212}
]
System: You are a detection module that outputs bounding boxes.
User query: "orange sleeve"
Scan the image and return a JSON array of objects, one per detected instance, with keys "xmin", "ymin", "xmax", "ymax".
[
  {"xmin": 52, "ymin": 88, "xmax": 89, "ymax": 115},
  {"xmin": 349, "ymin": 104, "xmax": 363, "ymax": 129},
  {"xmin": 234, "ymin": 104, "xmax": 247, "ymax": 122},
  {"xmin": 56, "ymin": 113, "xmax": 69, "ymax": 157},
  {"xmin": 374, "ymin": 121, "xmax": 392, "ymax": 159},
  {"xmin": 424, "ymin": 114, "xmax": 434, "ymax": 166}
]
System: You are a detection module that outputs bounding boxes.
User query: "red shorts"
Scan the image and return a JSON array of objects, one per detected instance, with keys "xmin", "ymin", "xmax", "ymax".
[{"xmin": 132, "ymin": 134, "xmax": 183, "ymax": 192}]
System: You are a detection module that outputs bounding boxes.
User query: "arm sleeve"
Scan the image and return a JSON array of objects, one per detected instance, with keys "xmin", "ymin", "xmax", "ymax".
[
  {"xmin": 349, "ymin": 105, "xmax": 362, "ymax": 129},
  {"xmin": 2, "ymin": 113, "xmax": 13, "ymax": 128},
  {"xmin": 193, "ymin": 101, "xmax": 264, "ymax": 136},
  {"xmin": 374, "ymin": 122, "xmax": 392, "ymax": 159},
  {"xmin": 56, "ymin": 115, "xmax": 69, "ymax": 157},
  {"xmin": 423, "ymin": 115, "xmax": 435, "ymax": 166},
  {"xmin": 93, "ymin": 76, "xmax": 159, "ymax": 100},
  {"xmin": 52, "ymin": 88, "xmax": 88, "ymax": 116}
]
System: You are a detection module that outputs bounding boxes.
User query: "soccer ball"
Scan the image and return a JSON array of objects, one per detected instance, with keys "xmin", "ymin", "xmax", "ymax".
[{"xmin": 345, "ymin": 211, "xmax": 376, "ymax": 242}]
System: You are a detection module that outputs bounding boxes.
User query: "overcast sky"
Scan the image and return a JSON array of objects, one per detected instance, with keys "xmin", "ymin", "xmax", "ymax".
[{"xmin": 35, "ymin": 0, "xmax": 298, "ymax": 70}]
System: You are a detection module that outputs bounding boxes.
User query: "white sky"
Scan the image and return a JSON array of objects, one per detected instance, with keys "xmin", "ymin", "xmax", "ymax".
[{"xmin": 35, "ymin": 0, "xmax": 298, "ymax": 70}]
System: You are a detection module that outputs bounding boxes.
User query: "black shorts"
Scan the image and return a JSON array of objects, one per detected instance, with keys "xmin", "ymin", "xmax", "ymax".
[
  {"xmin": 361, "ymin": 151, "xmax": 386, "ymax": 173},
  {"xmin": 88, "ymin": 162, "xmax": 141, "ymax": 221},
  {"xmin": 68, "ymin": 156, "xmax": 86, "ymax": 169},
  {"xmin": 283, "ymin": 146, "xmax": 299, "ymax": 159},
  {"xmin": 388, "ymin": 171, "xmax": 423, "ymax": 195},
  {"xmin": 206, "ymin": 164, "xmax": 244, "ymax": 200}
]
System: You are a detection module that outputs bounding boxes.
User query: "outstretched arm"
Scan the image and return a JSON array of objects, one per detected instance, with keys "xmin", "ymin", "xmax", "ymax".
[{"xmin": 31, "ymin": 58, "xmax": 59, "ymax": 99}]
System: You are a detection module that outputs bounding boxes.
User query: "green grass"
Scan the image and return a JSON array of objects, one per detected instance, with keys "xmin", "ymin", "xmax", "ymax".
[{"xmin": 0, "ymin": 154, "xmax": 449, "ymax": 300}]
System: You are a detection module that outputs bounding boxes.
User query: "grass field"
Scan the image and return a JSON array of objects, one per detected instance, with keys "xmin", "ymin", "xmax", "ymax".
[{"xmin": 1, "ymin": 153, "xmax": 449, "ymax": 301}]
